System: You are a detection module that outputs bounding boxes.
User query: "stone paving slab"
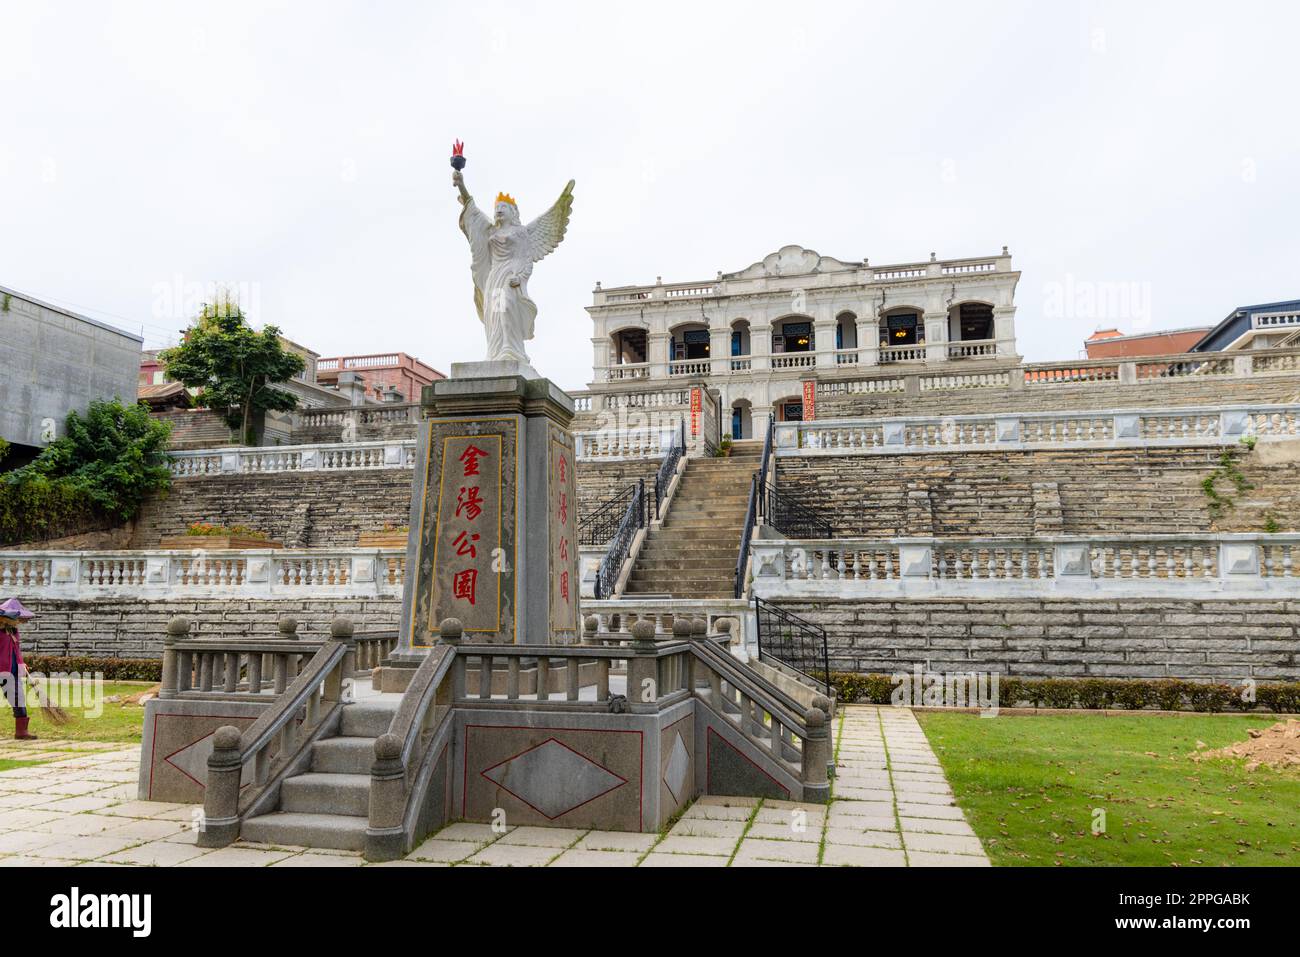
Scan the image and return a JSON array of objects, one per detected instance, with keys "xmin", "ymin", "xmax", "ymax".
[{"xmin": 0, "ymin": 707, "xmax": 989, "ymax": 867}]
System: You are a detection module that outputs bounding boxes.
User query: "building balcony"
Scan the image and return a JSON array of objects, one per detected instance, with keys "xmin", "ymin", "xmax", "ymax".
[
  {"xmin": 770, "ymin": 352, "xmax": 816, "ymax": 370},
  {"xmin": 605, "ymin": 362, "xmax": 651, "ymax": 381},
  {"xmin": 878, "ymin": 344, "xmax": 927, "ymax": 364},
  {"xmin": 946, "ymin": 338, "xmax": 999, "ymax": 359},
  {"xmin": 668, "ymin": 359, "xmax": 711, "ymax": 377}
]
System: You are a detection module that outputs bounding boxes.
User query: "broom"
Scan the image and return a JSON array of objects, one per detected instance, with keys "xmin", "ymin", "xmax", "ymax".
[{"xmin": 25, "ymin": 674, "xmax": 70, "ymax": 725}]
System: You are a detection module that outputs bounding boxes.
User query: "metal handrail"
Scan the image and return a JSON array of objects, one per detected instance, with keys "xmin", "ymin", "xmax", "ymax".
[
  {"xmin": 762, "ymin": 483, "xmax": 832, "ymax": 539},
  {"xmin": 579, "ymin": 483, "xmax": 641, "ymax": 545},
  {"xmin": 753, "ymin": 595, "xmax": 831, "ymax": 692},
  {"xmin": 653, "ymin": 420, "xmax": 686, "ymax": 520},
  {"xmin": 735, "ymin": 414, "xmax": 774, "ymax": 599},
  {"xmin": 595, "ymin": 480, "xmax": 646, "ymax": 599},
  {"xmin": 734, "ymin": 474, "xmax": 758, "ymax": 599}
]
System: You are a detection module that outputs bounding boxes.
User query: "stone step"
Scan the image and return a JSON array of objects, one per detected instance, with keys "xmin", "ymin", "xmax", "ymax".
[
  {"xmin": 310, "ymin": 736, "xmax": 375, "ymax": 775},
  {"xmin": 280, "ymin": 772, "xmax": 371, "ymax": 817},
  {"xmin": 240, "ymin": 811, "xmax": 368, "ymax": 851},
  {"xmin": 632, "ymin": 558, "xmax": 740, "ymax": 571},
  {"xmin": 340, "ymin": 701, "xmax": 398, "ymax": 737}
]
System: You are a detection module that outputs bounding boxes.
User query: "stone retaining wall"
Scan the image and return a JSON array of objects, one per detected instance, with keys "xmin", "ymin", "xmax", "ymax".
[
  {"xmin": 772, "ymin": 597, "xmax": 1300, "ymax": 681},
  {"xmin": 21, "ymin": 597, "xmax": 401, "ymax": 659},
  {"xmin": 775, "ymin": 445, "xmax": 1298, "ymax": 536}
]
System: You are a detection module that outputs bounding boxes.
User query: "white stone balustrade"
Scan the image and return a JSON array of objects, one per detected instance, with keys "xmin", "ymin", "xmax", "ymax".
[
  {"xmin": 168, "ymin": 440, "xmax": 416, "ymax": 477},
  {"xmin": 748, "ymin": 534, "xmax": 1300, "ymax": 598},
  {"xmin": 0, "ymin": 549, "xmax": 406, "ymax": 599},
  {"xmin": 775, "ymin": 404, "xmax": 1300, "ymax": 455}
]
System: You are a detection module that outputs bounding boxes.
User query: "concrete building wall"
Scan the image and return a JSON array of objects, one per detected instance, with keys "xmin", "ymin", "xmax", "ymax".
[{"xmin": 0, "ymin": 285, "xmax": 142, "ymax": 450}]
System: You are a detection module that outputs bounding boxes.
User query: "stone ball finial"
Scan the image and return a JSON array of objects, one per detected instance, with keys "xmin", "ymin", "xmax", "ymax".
[
  {"xmin": 804, "ymin": 707, "xmax": 827, "ymax": 729},
  {"xmin": 213, "ymin": 726, "xmax": 242, "ymax": 751},
  {"xmin": 672, "ymin": 618, "xmax": 693, "ymax": 639},
  {"xmin": 439, "ymin": 618, "xmax": 464, "ymax": 642},
  {"xmin": 330, "ymin": 617, "xmax": 354, "ymax": 640},
  {"xmin": 166, "ymin": 616, "xmax": 190, "ymax": 638},
  {"xmin": 630, "ymin": 620, "xmax": 657, "ymax": 643},
  {"xmin": 812, "ymin": 694, "xmax": 833, "ymax": 714},
  {"xmin": 692, "ymin": 618, "xmax": 708, "ymax": 636},
  {"xmin": 584, "ymin": 615, "xmax": 599, "ymax": 636},
  {"xmin": 715, "ymin": 618, "xmax": 733, "ymax": 635},
  {"xmin": 278, "ymin": 615, "xmax": 299, "ymax": 636},
  {"xmin": 374, "ymin": 733, "xmax": 402, "ymax": 761}
]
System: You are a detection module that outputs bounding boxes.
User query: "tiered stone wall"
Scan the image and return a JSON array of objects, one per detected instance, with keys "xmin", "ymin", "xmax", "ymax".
[
  {"xmin": 130, "ymin": 470, "xmax": 414, "ymax": 548},
  {"xmin": 775, "ymin": 445, "xmax": 1299, "ymax": 537},
  {"xmin": 22, "ymin": 597, "xmax": 400, "ymax": 659},
  {"xmin": 817, "ymin": 373, "xmax": 1300, "ymax": 419},
  {"xmin": 128, "ymin": 460, "xmax": 664, "ymax": 549},
  {"xmin": 773, "ymin": 597, "xmax": 1300, "ymax": 680}
]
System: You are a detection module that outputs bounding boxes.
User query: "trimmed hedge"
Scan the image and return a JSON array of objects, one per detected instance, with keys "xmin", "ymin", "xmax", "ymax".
[
  {"xmin": 24, "ymin": 656, "xmax": 162, "ymax": 682},
  {"xmin": 829, "ymin": 672, "xmax": 1300, "ymax": 714}
]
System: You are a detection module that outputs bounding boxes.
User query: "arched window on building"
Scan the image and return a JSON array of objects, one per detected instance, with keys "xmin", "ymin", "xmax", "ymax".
[
  {"xmin": 669, "ymin": 322, "xmax": 710, "ymax": 360},
  {"xmin": 773, "ymin": 318, "xmax": 814, "ymax": 354},
  {"xmin": 730, "ymin": 398, "xmax": 753, "ymax": 440},
  {"xmin": 609, "ymin": 327, "xmax": 647, "ymax": 366},
  {"xmin": 879, "ymin": 309, "xmax": 925, "ymax": 347},
  {"xmin": 949, "ymin": 302, "xmax": 995, "ymax": 342},
  {"xmin": 835, "ymin": 311, "xmax": 858, "ymax": 352}
]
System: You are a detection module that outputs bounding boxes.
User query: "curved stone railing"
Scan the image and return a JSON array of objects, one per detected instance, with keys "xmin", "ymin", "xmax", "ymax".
[
  {"xmin": 775, "ymin": 404, "xmax": 1300, "ymax": 456},
  {"xmin": 749, "ymin": 533, "xmax": 1300, "ymax": 597},
  {"xmin": 200, "ymin": 618, "xmax": 357, "ymax": 847},
  {"xmin": 1, "ymin": 548, "xmax": 405, "ymax": 599}
]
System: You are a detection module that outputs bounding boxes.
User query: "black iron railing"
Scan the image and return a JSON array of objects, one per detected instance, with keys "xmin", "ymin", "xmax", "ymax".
[
  {"xmin": 761, "ymin": 483, "xmax": 832, "ymax": 539},
  {"xmin": 754, "ymin": 595, "xmax": 831, "ymax": 691},
  {"xmin": 579, "ymin": 481, "xmax": 643, "ymax": 546},
  {"xmin": 734, "ymin": 414, "xmax": 774, "ymax": 599},
  {"xmin": 734, "ymin": 474, "xmax": 758, "ymax": 599},
  {"xmin": 594, "ymin": 480, "xmax": 646, "ymax": 599},
  {"xmin": 653, "ymin": 420, "xmax": 686, "ymax": 520}
]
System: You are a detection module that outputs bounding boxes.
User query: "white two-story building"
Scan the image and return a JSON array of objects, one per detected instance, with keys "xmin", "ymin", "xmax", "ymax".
[{"xmin": 586, "ymin": 244, "xmax": 1020, "ymax": 439}]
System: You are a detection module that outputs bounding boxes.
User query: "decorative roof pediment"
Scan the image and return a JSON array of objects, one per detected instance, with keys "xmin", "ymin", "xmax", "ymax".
[{"xmin": 723, "ymin": 244, "xmax": 858, "ymax": 280}]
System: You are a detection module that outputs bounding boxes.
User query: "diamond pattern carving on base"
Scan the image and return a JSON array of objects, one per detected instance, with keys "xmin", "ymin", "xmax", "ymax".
[{"xmin": 481, "ymin": 737, "xmax": 627, "ymax": 820}]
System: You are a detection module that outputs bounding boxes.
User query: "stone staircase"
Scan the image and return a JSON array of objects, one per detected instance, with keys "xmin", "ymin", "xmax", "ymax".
[
  {"xmin": 623, "ymin": 441, "xmax": 763, "ymax": 599},
  {"xmin": 239, "ymin": 695, "xmax": 400, "ymax": 850}
]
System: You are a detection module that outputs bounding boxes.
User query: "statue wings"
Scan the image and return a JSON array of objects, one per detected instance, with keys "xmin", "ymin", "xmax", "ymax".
[{"xmin": 525, "ymin": 179, "xmax": 575, "ymax": 263}]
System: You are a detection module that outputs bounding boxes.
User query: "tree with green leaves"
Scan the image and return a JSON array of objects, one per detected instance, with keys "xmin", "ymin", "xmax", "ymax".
[
  {"xmin": 158, "ymin": 299, "xmax": 305, "ymax": 445},
  {"xmin": 1, "ymin": 399, "xmax": 173, "ymax": 543}
]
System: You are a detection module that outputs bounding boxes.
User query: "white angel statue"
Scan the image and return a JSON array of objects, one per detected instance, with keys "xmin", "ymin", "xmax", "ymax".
[{"xmin": 454, "ymin": 167, "xmax": 574, "ymax": 375}]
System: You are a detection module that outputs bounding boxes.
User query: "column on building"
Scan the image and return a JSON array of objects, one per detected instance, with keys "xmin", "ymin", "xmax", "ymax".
[
  {"xmin": 813, "ymin": 300, "xmax": 838, "ymax": 370},
  {"xmin": 994, "ymin": 305, "xmax": 1017, "ymax": 356},
  {"xmin": 855, "ymin": 313, "xmax": 879, "ymax": 366},
  {"xmin": 647, "ymin": 329, "xmax": 670, "ymax": 380},
  {"xmin": 923, "ymin": 311, "xmax": 949, "ymax": 364}
]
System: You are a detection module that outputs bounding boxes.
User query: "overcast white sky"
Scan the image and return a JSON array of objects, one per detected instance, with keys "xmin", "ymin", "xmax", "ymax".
[{"xmin": 2, "ymin": 1, "xmax": 1298, "ymax": 391}]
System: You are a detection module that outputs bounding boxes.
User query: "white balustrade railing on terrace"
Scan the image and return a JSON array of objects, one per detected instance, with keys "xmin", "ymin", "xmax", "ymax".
[
  {"xmin": 0, "ymin": 549, "xmax": 406, "ymax": 599},
  {"xmin": 878, "ymin": 344, "xmax": 927, "ymax": 363},
  {"xmin": 297, "ymin": 405, "xmax": 421, "ymax": 428},
  {"xmin": 770, "ymin": 353, "xmax": 816, "ymax": 369},
  {"xmin": 573, "ymin": 429, "xmax": 668, "ymax": 460},
  {"xmin": 668, "ymin": 359, "xmax": 710, "ymax": 377},
  {"xmin": 749, "ymin": 534, "xmax": 1300, "ymax": 597},
  {"xmin": 169, "ymin": 440, "xmax": 417, "ymax": 477},
  {"xmin": 775, "ymin": 404, "xmax": 1300, "ymax": 455}
]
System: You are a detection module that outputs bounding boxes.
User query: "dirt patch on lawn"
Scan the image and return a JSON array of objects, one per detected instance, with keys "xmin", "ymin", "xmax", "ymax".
[{"xmin": 1194, "ymin": 719, "xmax": 1300, "ymax": 771}]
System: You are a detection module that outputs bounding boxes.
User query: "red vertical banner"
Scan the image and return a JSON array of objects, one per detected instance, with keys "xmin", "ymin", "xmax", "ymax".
[
  {"xmin": 802, "ymin": 380, "xmax": 816, "ymax": 421},
  {"xmin": 690, "ymin": 387, "xmax": 701, "ymax": 437}
]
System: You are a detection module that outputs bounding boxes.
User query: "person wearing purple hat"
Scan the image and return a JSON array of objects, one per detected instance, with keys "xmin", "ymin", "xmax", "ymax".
[{"xmin": 0, "ymin": 599, "xmax": 37, "ymax": 740}]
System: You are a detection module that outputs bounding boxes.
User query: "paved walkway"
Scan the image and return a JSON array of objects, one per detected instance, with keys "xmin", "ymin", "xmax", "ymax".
[{"xmin": 0, "ymin": 707, "xmax": 988, "ymax": 867}]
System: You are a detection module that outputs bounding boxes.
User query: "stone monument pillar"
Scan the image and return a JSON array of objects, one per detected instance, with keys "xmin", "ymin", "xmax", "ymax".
[{"xmin": 395, "ymin": 373, "xmax": 580, "ymax": 655}]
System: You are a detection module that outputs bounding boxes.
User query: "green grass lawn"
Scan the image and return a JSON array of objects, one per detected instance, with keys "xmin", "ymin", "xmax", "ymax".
[
  {"xmin": 917, "ymin": 711, "xmax": 1300, "ymax": 866},
  {"xmin": 0, "ymin": 681, "xmax": 152, "ymax": 745}
]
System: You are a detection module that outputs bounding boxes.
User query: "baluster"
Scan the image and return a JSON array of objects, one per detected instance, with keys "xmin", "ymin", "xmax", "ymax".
[
  {"xmin": 597, "ymin": 659, "xmax": 610, "ymax": 702},
  {"xmin": 536, "ymin": 656, "xmax": 549, "ymax": 701},
  {"xmin": 199, "ymin": 653, "xmax": 214, "ymax": 692},
  {"xmin": 478, "ymin": 655, "xmax": 493, "ymax": 699},
  {"xmin": 247, "ymin": 654, "xmax": 262, "ymax": 694},
  {"xmin": 506, "ymin": 657, "xmax": 520, "ymax": 700},
  {"xmin": 566, "ymin": 656, "xmax": 580, "ymax": 701},
  {"xmin": 224, "ymin": 653, "xmax": 239, "ymax": 694}
]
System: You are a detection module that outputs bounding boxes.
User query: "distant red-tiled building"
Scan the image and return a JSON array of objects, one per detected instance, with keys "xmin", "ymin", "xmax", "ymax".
[
  {"xmin": 1084, "ymin": 327, "xmax": 1213, "ymax": 359},
  {"xmin": 314, "ymin": 353, "xmax": 445, "ymax": 403}
]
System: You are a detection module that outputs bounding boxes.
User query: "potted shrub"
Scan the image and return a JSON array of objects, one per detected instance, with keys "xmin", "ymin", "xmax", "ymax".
[
  {"xmin": 357, "ymin": 522, "xmax": 409, "ymax": 548},
  {"xmin": 160, "ymin": 522, "xmax": 283, "ymax": 550}
]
